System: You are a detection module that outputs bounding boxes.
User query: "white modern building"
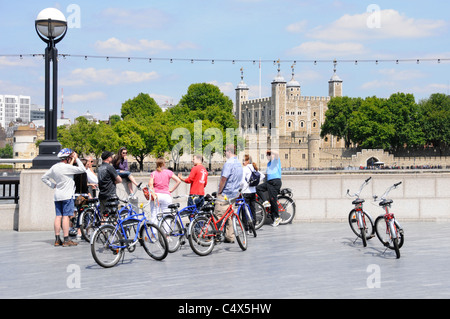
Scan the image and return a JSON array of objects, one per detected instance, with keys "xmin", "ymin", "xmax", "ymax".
[{"xmin": 0, "ymin": 95, "xmax": 31, "ymax": 129}]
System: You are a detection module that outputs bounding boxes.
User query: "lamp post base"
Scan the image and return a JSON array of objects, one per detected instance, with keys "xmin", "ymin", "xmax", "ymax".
[{"xmin": 32, "ymin": 140, "xmax": 62, "ymax": 169}]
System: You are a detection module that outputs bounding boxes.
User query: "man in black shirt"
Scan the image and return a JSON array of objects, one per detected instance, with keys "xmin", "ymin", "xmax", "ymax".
[{"xmin": 97, "ymin": 151, "xmax": 122, "ymax": 213}]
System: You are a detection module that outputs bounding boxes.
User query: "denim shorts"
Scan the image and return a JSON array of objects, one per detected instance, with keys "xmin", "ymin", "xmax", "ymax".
[{"xmin": 55, "ymin": 199, "xmax": 75, "ymax": 217}]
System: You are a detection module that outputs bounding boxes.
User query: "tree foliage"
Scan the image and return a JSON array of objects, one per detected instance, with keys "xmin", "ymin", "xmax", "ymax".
[
  {"xmin": 56, "ymin": 83, "xmax": 240, "ymax": 171},
  {"xmin": 321, "ymin": 93, "xmax": 431, "ymax": 151}
]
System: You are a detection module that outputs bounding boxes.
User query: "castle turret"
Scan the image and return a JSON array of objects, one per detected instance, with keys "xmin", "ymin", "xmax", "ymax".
[
  {"xmin": 235, "ymin": 67, "xmax": 249, "ymax": 132},
  {"xmin": 271, "ymin": 60, "xmax": 286, "ymax": 136},
  {"xmin": 286, "ymin": 64, "xmax": 301, "ymax": 97},
  {"xmin": 328, "ymin": 60, "xmax": 343, "ymax": 97}
]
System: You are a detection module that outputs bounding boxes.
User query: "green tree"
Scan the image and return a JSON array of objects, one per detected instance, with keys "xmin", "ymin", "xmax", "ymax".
[
  {"xmin": 0, "ymin": 144, "xmax": 13, "ymax": 158},
  {"xmin": 320, "ymin": 96, "xmax": 362, "ymax": 148},
  {"xmin": 419, "ymin": 93, "xmax": 450, "ymax": 151},
  {"xmin": 121, "ymin": 93, "xmax": 162, "ymax": 120}
]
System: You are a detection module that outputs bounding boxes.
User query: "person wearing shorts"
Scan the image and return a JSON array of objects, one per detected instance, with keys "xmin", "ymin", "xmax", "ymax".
[{"xmin": 42, "ymin": 148, "xmax": 87, "ymax": 247}]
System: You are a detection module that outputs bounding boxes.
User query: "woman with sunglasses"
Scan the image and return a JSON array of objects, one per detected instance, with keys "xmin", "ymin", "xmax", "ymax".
[{"xmin": 112, "ymin": 147, "xmax": 140, "ymax": 193}]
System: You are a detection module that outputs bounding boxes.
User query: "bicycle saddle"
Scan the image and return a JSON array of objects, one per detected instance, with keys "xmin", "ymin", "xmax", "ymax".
[
  {"xmin": 168, "ymin": 203, "xmax": 180, "ymax": 209},
  {"xmin": 379, "ymin": 199, "xmax": 393, "ymax": 206},
  {"xmin": 352, "ymin": 198, "xmax": 365, "ymax": 205}
]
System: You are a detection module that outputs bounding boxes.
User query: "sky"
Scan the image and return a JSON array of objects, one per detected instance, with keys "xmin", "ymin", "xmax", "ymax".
[{"xmin": 0, "ymin": 0, "xmax": 449, "ymax": 122}]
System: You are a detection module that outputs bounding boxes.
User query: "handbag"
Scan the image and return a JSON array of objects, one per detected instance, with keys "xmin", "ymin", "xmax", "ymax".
[{"xmin": 247, "ymin": 166, "xmax": 261, "ymax": 187}]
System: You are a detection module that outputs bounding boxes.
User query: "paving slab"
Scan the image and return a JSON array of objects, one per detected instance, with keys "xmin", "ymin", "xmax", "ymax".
[{"xmin": 0, "ymin": 221, "xmax": 449, "ymax": 299}]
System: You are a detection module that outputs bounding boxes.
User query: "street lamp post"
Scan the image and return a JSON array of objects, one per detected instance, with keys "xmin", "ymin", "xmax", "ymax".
[{"xmin": 32, "ymin": 8, "xmax": 67, "ymax": 169}]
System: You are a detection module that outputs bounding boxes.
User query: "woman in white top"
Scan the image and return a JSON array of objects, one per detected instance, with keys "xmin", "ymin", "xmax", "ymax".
[
  {"xmin": 241, "ymin": 154, "xmax": 263, "ymax": 230},
  {"xmin": 84, "ymin": 156, "xmax": 98, "ymax": 197}
]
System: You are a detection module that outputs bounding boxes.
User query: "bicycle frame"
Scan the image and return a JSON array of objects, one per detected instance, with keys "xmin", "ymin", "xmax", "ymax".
[{"xmin": 200, "ymin": 198, "xmax": 243, "ymax": 239}]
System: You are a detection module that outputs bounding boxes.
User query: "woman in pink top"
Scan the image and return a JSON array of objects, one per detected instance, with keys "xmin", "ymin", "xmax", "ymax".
[{"xmin": 148, "ymin": 157, "xmax": 181, "ymax": 224}]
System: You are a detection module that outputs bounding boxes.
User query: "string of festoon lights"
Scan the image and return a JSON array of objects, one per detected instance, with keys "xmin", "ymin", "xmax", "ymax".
[{"xmin": 2, "ymin": 53, "xmax": 450, "ymax": 65}]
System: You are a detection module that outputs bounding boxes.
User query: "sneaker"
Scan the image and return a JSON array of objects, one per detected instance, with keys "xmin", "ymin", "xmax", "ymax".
[
  {"xmin": 272, "ymin": 217, "xmax": 282, "ymax": 227},
  {"xmin": 262, "ymin": 201, "xmax": 271, "ymax": 208},
  {"xmin": 54, "ymin": 238, "xmax": 63, "ymax": 246},
  {"xmin": 62, "ymin": 240, "xmax": 78, "ymax": 247}
]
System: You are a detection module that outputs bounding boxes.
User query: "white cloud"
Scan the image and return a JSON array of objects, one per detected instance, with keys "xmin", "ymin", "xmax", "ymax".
[
  {"xmin": 65, "ymin": 91, "xmax": 107, "ymax": 103},
  {"xmin": 288, "ymin": 41, "xmax": 367, "ymax": 58},
  {"xmin": 0, "ymin": 56, "xmax": 38, "ymax": 68},
  {"xmin": 376, "ymin": 69, "xmax": 425, "ymax": 81},
  {"xmin": 95, "ymin": 37, "xmax": 173, "ymax": 54},
  {"xmin": 308, "ymin": 9, "xmax": 446, "ymax": 41},
  {"xmin": 95, "ymin": 37, "xmax": 200, "ymax": 55},
  {"xmin": 62, "ymin": 68, "xmax": 159, "ymax": 86},
  {"xmin": 286, "ymin": 21, "xmax": 308, "ymax": 33},
  {"xmin": 101, "ymin": 8, "xmax": 169, "ymax": 29}
]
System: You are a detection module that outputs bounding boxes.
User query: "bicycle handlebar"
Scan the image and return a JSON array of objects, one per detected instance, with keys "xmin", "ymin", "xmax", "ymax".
[
  {"xmin": 373, "ymin": 181, "xmax": 402, "ymax": 202},
  {"xmin": 347, "ymin": 177, "xmax": 371, "ymax": 198}
]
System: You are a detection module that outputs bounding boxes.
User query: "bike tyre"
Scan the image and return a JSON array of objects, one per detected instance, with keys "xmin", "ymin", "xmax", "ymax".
[
  {"xmin": 348, "ymin": 209, "xmax": 375, "ymax": 241},
  {"xmin": 374, "ymin": 216, "xmax": 405, "ymax": 252},
  {"xmin": 277, "ymin": 196, "xmax": 296, "ymax": 225},
  {"xmin": 242, "ymin": 205, "xmax": 256, "ymax": 237},
  {"xmin": 233, "ymin": 215, "xmax": 247, "ymax": 251},
  {"xmin": 91, "ymin": 224, "xmax": 123, "ymax": 268},
  {"xmin": 393, "ymin": 237, "xmax": 401, "ymax": 259},
  {"xmin": 188, "ymin": 216, "xmax": 215, "ymax": 256},
  {"xmin": 139, "ymin": 222, "xmax": 168, "ymax": 261},
  {"xmin": 253, "ymin": 201, "xmax": 266, "ymax": 230},
  {"xmin": 159, "ymin": 214, "xmax": 183, "ymax": 253}
]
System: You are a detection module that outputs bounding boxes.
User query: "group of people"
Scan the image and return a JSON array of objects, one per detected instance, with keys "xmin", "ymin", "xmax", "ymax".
[{"xmin": 42, "ymin": 144, "xmax": 283, "ymax": 248}]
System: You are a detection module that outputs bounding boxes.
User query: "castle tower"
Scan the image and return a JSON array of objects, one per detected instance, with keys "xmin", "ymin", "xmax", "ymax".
[
  {"xmin": 271, "ymin": 60, "xmax": 286, "ymax": 136},
  {"xmin": 235, "ymin": 67, "xmax": 249, "ymax": 132},
  {"xmin": 328, "ymin": 60, "xmax": 343, "ymax": 97},
  {"xmin": 286, "ymin": 64, "xmax": 301, "ymax": 97},
  {"xmin": 307, "ymin": 134, "xmax": 321, "ymax": 169}
]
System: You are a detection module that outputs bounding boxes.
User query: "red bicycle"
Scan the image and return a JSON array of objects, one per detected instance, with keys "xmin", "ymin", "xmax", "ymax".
[
  {"xmin": 188, "ymin": 195, "xmax": 247, "ymax": 256},
  {"xmin": 373, "ymin": 182, "xmax": 405, "ymax": 259}
]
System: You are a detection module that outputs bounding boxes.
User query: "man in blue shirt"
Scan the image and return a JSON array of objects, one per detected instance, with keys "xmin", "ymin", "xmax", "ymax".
[
  {"xmin": 256, "ymin": 150, "xmax": 282, "ymax": 226},
  {"xmin": 216, "ymin": 144, "xmax": 243, "ymax": 242}
]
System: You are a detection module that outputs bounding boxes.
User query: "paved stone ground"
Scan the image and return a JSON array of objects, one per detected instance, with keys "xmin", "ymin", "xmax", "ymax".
[{"xmin": 1, "ymin": 221, "xmax": 449, "ymax": 300}]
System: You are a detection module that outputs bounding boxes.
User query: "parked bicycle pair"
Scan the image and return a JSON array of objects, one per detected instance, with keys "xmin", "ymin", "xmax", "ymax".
[{"xmin": 347, "ymin": 177, "xmax": 405, "ymax": 259}]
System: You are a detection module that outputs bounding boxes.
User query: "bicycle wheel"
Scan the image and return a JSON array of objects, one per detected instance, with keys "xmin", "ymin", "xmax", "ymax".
[
  {"xmin": 159, "ymin": 214, "xmax": 183, "ymax": 253},
  {"xmin": 348, "ymin": 209, "xmax": 375, "ymax": 241},
  {"xmin": 374, "ymin": 216, "xmax": 405, "ymax": 252},
  {"xmin": 139, "ymin": 222, "xmax": 168, "ymax": 261},
  {"xmin": 240, "ymin": 205, "xmax": 256, "ymax": 237},
  {"xmin": 278, "ymin": 196, "xmax": 296, "ymax": 225},
  {"xmin": 91, "ymin": 224, "xmax": 123, "ymax": 268},
  {"xmin": 253, "ymin": 201, "xmax": 266, "ymax": 230},
  {"xmin": 233, "ymin": 215, "xmax": 247, "ymax": 251},
  {"xmin": 80, "ymin": 208, "xmax": 98, "ymax": 242},
  {"xmin": 188, "ymin": 216, "xmax": 215, "ymax": 256}
]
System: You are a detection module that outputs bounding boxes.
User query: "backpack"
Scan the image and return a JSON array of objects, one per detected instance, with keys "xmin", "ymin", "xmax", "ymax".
[{"xmin": 247, "ymin": 166, "xmax": 261, "ymax": 187}]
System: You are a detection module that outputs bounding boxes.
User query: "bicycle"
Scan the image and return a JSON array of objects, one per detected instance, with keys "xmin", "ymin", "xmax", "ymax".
[
  {"xmin": 373, "ymin": 182, "xmax": 405, "ymax": 259},
  {"xmin": 235, "ymin": 193, "xmax": 257, "ymax": 237},
  {"xmin": 346, "ymin": 177, "xmax": 375, "ymax": 247},
  {"xmin": 157, "ymin": 194, "xmax": 207, "ymax": 253},
  {"xmin": 255, "ymin": 188, "xmax": 296, "ymax": 227},
  {"xmin": 188, "ymin": 194, "xmax": 247, "ymax": 256},
  {"xmin": 90, "ymin": 191, "xmax": 168, "ymax": 268}
]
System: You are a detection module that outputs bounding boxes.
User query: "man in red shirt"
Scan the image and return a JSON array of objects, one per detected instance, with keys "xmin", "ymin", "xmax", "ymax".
[{"xmin": 178, "ymin": 154, "xmax": 208, "ymax": 207}]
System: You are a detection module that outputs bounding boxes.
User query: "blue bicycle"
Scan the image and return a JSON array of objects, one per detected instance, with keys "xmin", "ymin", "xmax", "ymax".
[
  {"xmin": 90, "ymin": 193, "xmax": 168, "ymax": 268},
  {"xmin": 158, "ymin": 195, "xmax": 206, "ymax": 253}
]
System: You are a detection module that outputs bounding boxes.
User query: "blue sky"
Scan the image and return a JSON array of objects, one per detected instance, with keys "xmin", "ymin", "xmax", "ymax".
[{"xmin": 0, "ymin": 0, "xmax": 449, "ymax": 122}]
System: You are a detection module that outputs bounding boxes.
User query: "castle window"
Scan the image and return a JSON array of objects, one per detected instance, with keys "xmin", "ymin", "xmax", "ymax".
[{"xmin": 285, "ymin": 154, "xmax": 289, "ymax": 159}]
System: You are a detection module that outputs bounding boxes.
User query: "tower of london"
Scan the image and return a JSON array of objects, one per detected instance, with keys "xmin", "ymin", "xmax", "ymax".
[{"xmin": 235, "ymin": 62, "xmax": 345, "ymax": 169}]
